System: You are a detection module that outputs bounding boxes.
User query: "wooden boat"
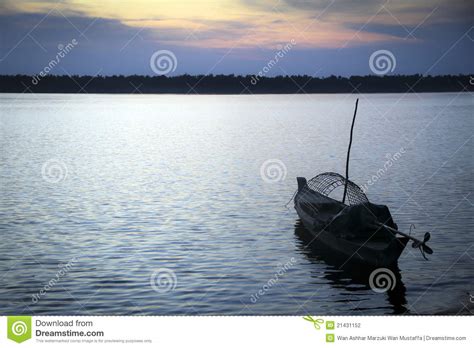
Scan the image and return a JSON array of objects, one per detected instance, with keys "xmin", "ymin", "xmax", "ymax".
[
  {"xmin": 294, "ymin": 173, "xmax": 409, "ymax": 267},
  {"xmin": 294, "ymin": 99, "xmax": 432, "ymax": 267}
]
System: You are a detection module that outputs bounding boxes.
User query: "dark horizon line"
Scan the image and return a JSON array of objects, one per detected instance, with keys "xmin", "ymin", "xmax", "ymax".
[
  {"xmin": 1, "ymin": 74, "xmax": 472, "ymax": 94},
  {"xmin": 1, "ymin": 73, "xmax": 473, "ymax": 78}
]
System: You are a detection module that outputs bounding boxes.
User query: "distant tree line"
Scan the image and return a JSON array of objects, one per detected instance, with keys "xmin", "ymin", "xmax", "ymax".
[{"xmin": 0, "ymin": 74, "xmax": 472, "ymax": 94}]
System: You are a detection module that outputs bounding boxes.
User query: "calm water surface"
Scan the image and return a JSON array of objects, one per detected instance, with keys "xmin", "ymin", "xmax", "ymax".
[{"xmin": 0, "ymin": 93, "xmax": 473, "ymax": 315}]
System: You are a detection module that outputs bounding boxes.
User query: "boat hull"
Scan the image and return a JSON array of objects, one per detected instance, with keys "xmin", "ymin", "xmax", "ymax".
[{"xmin": 295, "ymin": 191, "xmax": 408, "ymax": 268}]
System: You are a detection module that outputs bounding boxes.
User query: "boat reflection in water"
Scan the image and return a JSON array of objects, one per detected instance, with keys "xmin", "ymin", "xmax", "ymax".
[{"xmin": 294, "ymin": 220, "xmax": 408, "ymax": 314}]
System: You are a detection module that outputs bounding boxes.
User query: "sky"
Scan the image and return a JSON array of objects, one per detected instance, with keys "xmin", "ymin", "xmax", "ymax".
[{"xmin": 0, "ymin": 0, "xmax": 473, "ymax": 76}]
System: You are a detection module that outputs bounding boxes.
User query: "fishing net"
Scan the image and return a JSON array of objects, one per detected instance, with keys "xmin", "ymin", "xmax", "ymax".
[
  {"xmin": 306, "ymin": 172, "xmax": 369, "ymax": 206},
  {"xmin": 297, "ymin": 172, "xmax": 395, "ymax": 242}
]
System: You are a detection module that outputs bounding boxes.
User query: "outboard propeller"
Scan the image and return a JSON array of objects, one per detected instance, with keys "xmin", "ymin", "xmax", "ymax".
[
  {"xmin": 412, "ymin": 232, "xmax": 433, "ymax": 259},
  {"xmin": 373, "ymin": 222, "xmax": 434, "ymax": 260}
]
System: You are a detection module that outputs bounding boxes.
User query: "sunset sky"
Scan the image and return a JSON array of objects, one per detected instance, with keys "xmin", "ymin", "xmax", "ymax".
[{"xmin": 0, "ymin": 0, "xmax": 473, "ymax": 76}]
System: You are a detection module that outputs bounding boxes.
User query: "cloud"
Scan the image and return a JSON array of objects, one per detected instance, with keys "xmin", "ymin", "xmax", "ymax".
[
  {"xmin": 0, "ymin": 12, "xmax": 274, "ymax": 76},
  {"xmin": 4, "ymin": 0, "xmax": 466, "ymax": 50},
  {"xmin": 0, "ymin": 2, "xmax": 472, "ymax": 76},
  {"xmin": 244, "ymin": 0, "xmax": 474, "ymax": 33}
]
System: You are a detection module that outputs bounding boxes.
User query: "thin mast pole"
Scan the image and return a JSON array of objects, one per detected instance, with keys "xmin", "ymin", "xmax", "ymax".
[{"xmin": 342, "ymin": 99, "xmax": 359, "ymax": 204}]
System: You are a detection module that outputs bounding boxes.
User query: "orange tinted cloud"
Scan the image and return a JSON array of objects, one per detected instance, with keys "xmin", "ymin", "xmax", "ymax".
[{"xmin": 1, "ymin": 0, "xmax": 467, "ymax": 49}]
